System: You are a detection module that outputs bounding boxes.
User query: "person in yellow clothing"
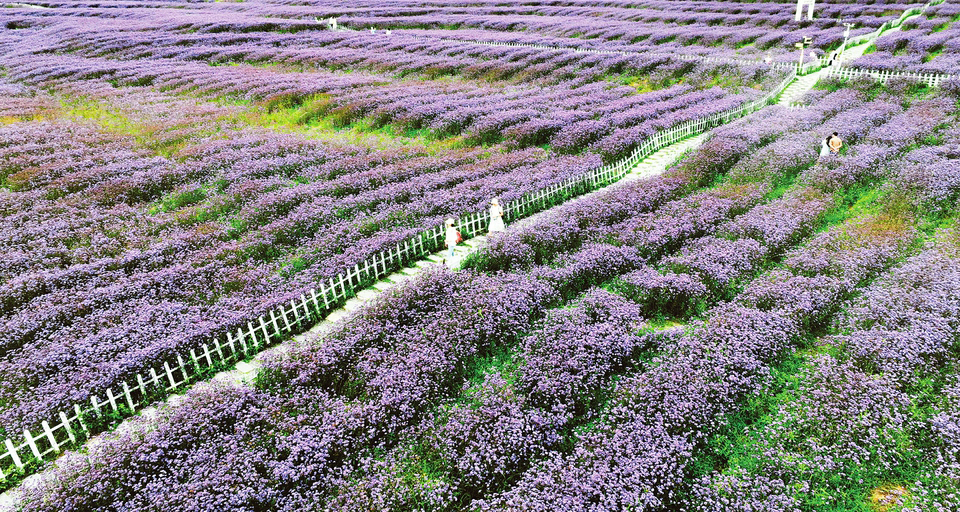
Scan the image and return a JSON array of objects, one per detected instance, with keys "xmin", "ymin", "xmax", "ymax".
[{"xmin": 828, "ymin": 132, "xmax": 842, "ymax": 153}]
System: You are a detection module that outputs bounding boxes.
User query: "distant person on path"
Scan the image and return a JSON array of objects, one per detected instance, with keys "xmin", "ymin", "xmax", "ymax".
[
  {"xmin": 826, "ymin": 50, "xmax": 838, "ymax": 66},
  {"xmin": 445, "ymin": 218, "xmax": 460, "ymax": 261},
  {"xmin": 828, "ymin": 132, "xmax": 843, "ymax": 153},
  {"xmin": 488, "ymin": 197, "xmax": 505, "ymax": 234}
]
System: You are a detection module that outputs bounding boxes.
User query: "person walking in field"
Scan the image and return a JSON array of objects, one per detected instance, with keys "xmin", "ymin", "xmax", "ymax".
[
  {"xmin": 828, "ymin": 131, "xmax": 843, "ymax": 153},
  {"xmin": 445, "ymin": 218, "xmax": 460, "ymax": 262},
  {"xmin": 488, "ymin": 197, "xmax": 505, "ymax": 234}
]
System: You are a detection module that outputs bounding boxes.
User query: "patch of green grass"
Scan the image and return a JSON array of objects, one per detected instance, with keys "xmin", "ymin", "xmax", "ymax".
[
  {"xmin": 922, "ymin": 46, "xmax": 944, "ymax": 62},
  {"xmin": 919, "ymin": 209, "xmax": 957, "ymax": 235},
  {"xmin": 149, "ymin": 186, "xmax": 207, "ymax": 214},
  {"xmin": 236, "ymin": 93, "xmax": 471, "ymax": 153},
  {"xmin": 60, "ymin": 98, "xmax": 206, "ymax": 158}
]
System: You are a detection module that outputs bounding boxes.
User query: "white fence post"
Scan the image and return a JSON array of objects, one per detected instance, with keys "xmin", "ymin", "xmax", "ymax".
[
  {"xmin": 41, "ymin": 421, "xmax": 59, "ymax": 455},
  {"xmin": 58, "ymin": 412, "xmax": 76, "ymax": 444},
  {"xmin": 23, "ymin": 430, "xmax": 40, "ymax": 459},
  {"xmin": 4, "ymin": 439, "xmax": 22, "ymax": 469}
]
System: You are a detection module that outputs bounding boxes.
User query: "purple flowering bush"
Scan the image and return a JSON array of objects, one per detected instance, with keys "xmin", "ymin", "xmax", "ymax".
[
  {"xmin": 663, "ymin": 235, "xmax": 768, "ymax": 295},
  {"xmin": 613, "ymin": 265, "xmax": 710, "ymax": 318},
  {"xmin": 513, "ymin": 288, "xmax": 650, "ymax": 422},
  {"xmin": 5, "ymin": 1, "xmax": 960, "ymax": 507},
  {"xmin": 426, "ymin": 371, "xmax": 561, "ymax": 498},
  {"xmin": 695, "ymin": 233, "xmax": 960, "ymax": 510}
]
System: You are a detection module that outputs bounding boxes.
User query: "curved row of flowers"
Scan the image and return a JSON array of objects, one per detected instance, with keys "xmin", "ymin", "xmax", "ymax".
[
  {"xmin": 0, "ymin": 64, "xmax": 797, "ymax": 488},
  {"xmin": 15, "ymin": 83, "xmax": 959, "ymax": 510}
]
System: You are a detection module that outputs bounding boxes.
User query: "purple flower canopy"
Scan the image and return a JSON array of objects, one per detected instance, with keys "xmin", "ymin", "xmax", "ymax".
[
  {"xmin": 14, "ymin": 49, "xmax": 960, "ymax": 509},
  {"xmin": 0, "ymin": 0, "xmax": 805, "ymax": 435},
  {"xmin": 3, "ymin": 0, "xmax": 959, "ymax": 508}
]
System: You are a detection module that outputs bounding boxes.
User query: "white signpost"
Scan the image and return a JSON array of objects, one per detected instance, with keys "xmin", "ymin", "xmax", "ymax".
[
  {"xmin": 795, "ymin": 0, "xmax": 816, "ymax": 21},
  {"xmin": 838, "ymin": 22, "xmax": 855, "ymax": 64},
  {"xmin": 795, "ymin": 36, "xmax": 812, "ymax": 72}
]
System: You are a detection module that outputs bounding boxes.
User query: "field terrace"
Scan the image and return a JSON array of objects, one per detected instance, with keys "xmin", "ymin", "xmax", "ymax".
[
  {"xmin": 0, "ymin": 0, "xmax": 788, "ymax": 438},
  {"xmin": 2, "ymin": 0, "xmax": 959, "ymax": 510}
]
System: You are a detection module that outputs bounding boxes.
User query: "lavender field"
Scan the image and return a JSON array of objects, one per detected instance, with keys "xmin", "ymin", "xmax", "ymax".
[{"xmin": 2, "ymin": 0, "xmax": 960, "ymax": 510}]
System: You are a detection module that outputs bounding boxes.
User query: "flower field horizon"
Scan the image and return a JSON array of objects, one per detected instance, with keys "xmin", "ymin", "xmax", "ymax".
[{"xmin": 1, "ymin": 0, "xmax": 960, "ymax": 510}]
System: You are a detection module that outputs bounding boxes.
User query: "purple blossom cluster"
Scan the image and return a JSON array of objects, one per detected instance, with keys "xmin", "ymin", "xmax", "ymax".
[
  {"xmin": 493, "ymin": 208, "xmax": 919, "ymax": 511},
  {"xmin": 833, "ymin": 244, "xmax": 960, "ymax": 387},
  {"xmin": 887, "ymin": 126, "xmax": 960, "ymax": 215},
  {"xmin": 613, "ymin": 266, "xmax": 710, "ymax": 318},
  {"xmin": 425, "ymin": 371, "xmax": 560, "ymax": 498},
  {"xmin": 691, "ymin": 356, "xmax": 915, "ymax": 507},
  {"xmin": 0, "ymin": 104, "xmax": 611, "ymax": 434},
  {"xmin": 513, "ymin": 288, "xmax": 651, "ymax": 421},
  {"xmin": 663, "ymin": 235, "xmax": 768, "ymax": 292},
  {"xmin": 906, "ymin": 377, "xmax": 960, "ymax": 511},
  {"xmin": 470, "ymin": 101, "xmax": 831, "ymax": 272},
  {"xmin": 720, "ymin": 188, "xmax": 837, "ymax": 253},
  {"xmin": 696, "ymin": 234, "xmax": 960, "ymax": 508},
  {"xmin": 865, "ymin": 97, "xmax": 953, "ymax": 147}
]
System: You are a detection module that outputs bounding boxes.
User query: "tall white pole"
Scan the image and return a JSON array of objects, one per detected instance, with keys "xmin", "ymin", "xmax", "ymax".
[{"xmin": 839, "ymin": 23, "xmax": 854, "ymax": 65}]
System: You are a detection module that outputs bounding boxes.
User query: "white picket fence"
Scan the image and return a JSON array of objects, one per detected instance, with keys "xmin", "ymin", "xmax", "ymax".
[
  {"xmin": 674, "ymin": 53, "xmax": 805, "ymax": 72},
  {"xmin": 844, "ymin": 0, "xmax": 945, "ymax": 49},
  {"xmin": 391, "ymin": 0, "xmax": 946, "ymax": 77},
  {"xmin": 826, "ymin": 66, "xmax": 957, "ymax": 87},
  {"xmin": 0, "ymin": 68, "xmax": 796, "ymax": 483}
]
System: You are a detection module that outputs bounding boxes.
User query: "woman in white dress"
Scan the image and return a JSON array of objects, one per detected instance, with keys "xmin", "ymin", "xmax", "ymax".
[
  {"xmin": 819, "ymin": 135, "xmax": 831, "ymax": 159},
  {"xmin": 445, "ymin": 218, "xmax": 459, "ymax": 260},
  {"xmin": 488, "ymin": 198, "xmax": 505, "ymax": 234}
]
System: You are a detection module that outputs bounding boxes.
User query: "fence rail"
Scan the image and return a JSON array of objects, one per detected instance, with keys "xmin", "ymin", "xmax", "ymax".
[
  {"xmin": 0, "ymin": 68, "xmax": 796, "ymax": 485},
  {"xmin": 399, "ymin": 0, "xmax": 945, "ymax": 77},
  {"xmin": 844, "ymin": 0, "xmax": 945, "ymax": 50},
  {"xmin": 826, "ymin": 66, "xmax": 957, "ymax": 87}
]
